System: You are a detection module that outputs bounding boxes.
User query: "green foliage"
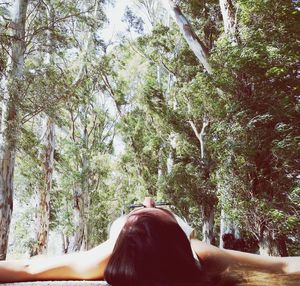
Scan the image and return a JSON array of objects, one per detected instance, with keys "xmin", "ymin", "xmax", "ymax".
[{"xmin": 7, "ymin": 0, "xmax": 300, "ymax": 256}]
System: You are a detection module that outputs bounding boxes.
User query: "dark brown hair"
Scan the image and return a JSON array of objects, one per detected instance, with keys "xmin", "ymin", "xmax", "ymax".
[{"xmin": 104, "ymin": 211, "xmax": 207, "ymax": 286}]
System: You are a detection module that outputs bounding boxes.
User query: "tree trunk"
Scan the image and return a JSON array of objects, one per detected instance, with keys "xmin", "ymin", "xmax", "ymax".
[
  {"xmin": 218, "ymin": 1, "xmax": 243, "ymax": 250},
  {"xmin": 201, "ymin": 204, "xmax": 215, "ymax": 244},
  {"xmin": 69, "ymin": 183, "xmax": 85, "ymax": 252},
  {"xmin": 0, "ymin": 0, "xmax": 28, "ymax": 260},
  {"xmin": 276, "ymin": 235, "xmax": 289, "ymax": 257},
  {"xmin": 167, "ymin": 133, "xmax": 177, "ymax": 174},
  {"xmin": 61, "ymin": 231, "xmax": 69, "ymax": 254},
  {"xmin": 219, "ymin": 208, "xmax": 241, "ymax": 249},
  {"xmin": 188, "ymin": 116, "xmax": 209, "ymax": 162},
  {"xmin": 163, "ymin": 0, "xmax": 212, "ymax": 74},
  {"xmin": 69, "ymin": 110, "xmax": 89, "ymax": 252},
  {"xmin": 219, "ymin": 0, "xmax": 240, "ymax": 45},
  {"xmin": 32, "ymin": 1, "xmax": 56, "ymax": 256},
  {"xmin": 188, "ymin": 117, "xmax": 216, "ymax": 244},
  {"xmin": 32, "ymin": 118, "xmax": 55, "ymax": 256},
  {"xmin": 258, "ymin": 229, "xmax": 288, "ymax": 256},
  {"xmin": 259, "ymin": 236, "xmax": 279, "ymax": 256},
  {"xmin": 218, "ymin": 175, "xmax": 243, "ymax": 250},
  {"xmin": 69, "ymin": 149, "xmax": 88, "ymax": 252}
]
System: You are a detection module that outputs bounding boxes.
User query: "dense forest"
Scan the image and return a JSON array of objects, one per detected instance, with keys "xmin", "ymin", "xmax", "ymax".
[{"xmin": 0, "ymin": 0, "xmax": 299, "ymax": 260}]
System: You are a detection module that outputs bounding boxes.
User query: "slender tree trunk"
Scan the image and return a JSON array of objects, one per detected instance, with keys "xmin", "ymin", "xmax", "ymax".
[
  {"xmin": 82, "ymin": 217, "xmax": 89, "ymax": 250},
  {"xmin": 69, "ymin": 110, "xmax": 89, "ymax": 252},
  {"xmin": 258, "ymin": 228, "xmax": 288, "ymax": 256},
  {"xmin": 32, "ymin": 118, "xmax": 55, "ymax": 255},
  {"xmin": 166, "ymin": 72, "xmax": 177, "ymax": 175},
  {"xmin": 69, "ymin": 163, "xmax": 86, "ymax": 252},
  {"xmin": 188, "ymin": 117, "xmax": 216, "ymax": 243},
  {"xmin": 32, "ymin": 1, "xmax": 56, "ymax": 256},
  {"xmin": 0, "ymin": 0, "xmax": 28, "ymax": 260},
  {"xmin": 218, "ymin": 2, "xmax": 243, "ymax": 248},
  {"xmin": 61, "ymin": 231, "xmax": 69, "ymax": 254},
  {"xmin": 201, "ymin": 204, "xmax": 215, "ymax": 244},
  {"xmin": 219, "ymin": 208, "xmax": 241, "ymax": 249},
  {"xmin": 188, "ymin": 116, "xmax": 209, "ymax": 161},
  {"xmin": 167, "ymin": 134, "xmax": 176, "ymax": 174},
  {"xmin": 67, "ymin": 1, "xmax": 100, "ymax": 252},
  {"xmin": 219, "ymin": 0, "xmax": 240, "ymax": 45},
  {"xmin": 69, "ymin": 183, "xmax": 85, "ymax": 252},
  {"xmin": 70, "ymin": 149, "xmax": 89, "ymax": 252},
  {"xmin": 163, "ymin": 0, "xmax": 212, "ymax": 74},
  {"xmin": 259, "ymin": 230, "xmax": 280, "ymax": 256}
]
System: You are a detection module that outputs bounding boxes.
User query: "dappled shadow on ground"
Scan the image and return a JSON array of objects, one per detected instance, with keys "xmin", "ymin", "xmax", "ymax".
[{"xmin": 223, "ymin": 266, "xmax": 300, "ymax": 286}]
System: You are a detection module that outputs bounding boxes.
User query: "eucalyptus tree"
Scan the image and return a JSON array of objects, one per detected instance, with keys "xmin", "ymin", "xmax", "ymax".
[
  {"xmin": 217, "ymin": 0, "xmax": 241, "ymax": 248},
  {"xmin": 0, "ymin": 0, "xmax": 28, "ymax": 260},
  {"xmin": 155, "ymin": 0, "xmax": 221, "ymax": 244},
  {"xmin": 57, "ymin": 90, "xmax": 115, "ymax": 251},
  {"xmin": 0, "ymin": 0, "xmax": 111, "ymax": 257},
  {"xmin": 211, "ymin": 0, "xmax": 300, "ymax": 255},
  {"xmin": 117, "ymin": 17, "xmax": 217, "ymax": 243},
  {"xmin": 49, "ymin": 0, "xmax": 110, "ymax": 252},
  {"xmin": 157, "ymin": 0, "xmax": 300, "ymax": 255},
  {"xmin": 32, "ymin": 0, "xmax": 56, "ymax": 256},
  {"xmin": 18, "ymin": 0, "xmax": 108, "ymax": 255}
]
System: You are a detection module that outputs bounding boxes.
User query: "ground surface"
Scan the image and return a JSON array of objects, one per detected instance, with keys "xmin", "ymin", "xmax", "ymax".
[
  {"xmin": 0, "ymin": 282, "xmax": 109, "ymax": 286},
  {"xmin": 2, "ymin": 273, "xmax": 300, "ymax": 286}
]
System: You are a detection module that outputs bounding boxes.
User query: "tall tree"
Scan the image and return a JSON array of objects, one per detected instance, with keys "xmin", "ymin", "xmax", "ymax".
[
  {"xmin": 218, "ymin": 0, "xmax": 241, "ymax": 249},
  {"xmin": 32, "ymin": 0, "xmax": 56, "ymax": 256},
  {"xmin": 211, "ymin": 0, "xmax": 300, "ymax": 255},
  {"xmin": 159, "ymin": 1, "xmax": 219, "ymax": 244},
  {"xmin": 0, "ymin": 0, "xmax": 28, "ymax": 260},
  {"xmin": 67, "ymin": 0, "xmax": 106, "ymax": 252}
]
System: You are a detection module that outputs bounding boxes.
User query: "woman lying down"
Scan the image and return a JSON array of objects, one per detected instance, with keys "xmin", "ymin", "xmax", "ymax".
[{"xmin": 0, "ymin": 197, "xmax": 299, "ymax": 286}]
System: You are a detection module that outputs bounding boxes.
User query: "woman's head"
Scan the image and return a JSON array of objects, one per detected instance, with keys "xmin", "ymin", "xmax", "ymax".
[
  {"xmin": 104, "ymin": 204, "xmax": 203, "ymax": 286},
  {"xmin": 108, "ymin": 199, "xmax": 194, "ymax": 244}
]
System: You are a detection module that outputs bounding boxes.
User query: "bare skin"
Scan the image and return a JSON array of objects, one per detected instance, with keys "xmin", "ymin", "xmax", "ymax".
[{"xmin": 0, "ymin": 197, "xmax": 299, "ymax": 283}]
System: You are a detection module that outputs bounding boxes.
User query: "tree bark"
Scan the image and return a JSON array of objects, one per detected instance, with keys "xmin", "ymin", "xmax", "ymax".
[
  {"xmin": 0, "ymin": 0, "xmax": 28, "ymax": 260},
  {"xmin": 188, "ymin": 116, "xmax": 209, "ymax": 161},
  {"xmin": 61, "ymin": 231, "xmax": 69, "ymax": 254},
  {"xmin": 219, "ymin": 0, "xmax": 240, "ymax": 45},
  {"xmin": 32, "ymin": 118, "xmax": 55, "ymax": 256},
  {"xmin": 69, "ymin": 183, "xmax": 86, "ymax": 252},
  {"xmin": 219, "ymin": 208, "xmax": 241, "ymax": 249},
  {"xmin": 188, "ymin": 117, "xmax": 216, "ymax": 244},
  {"xmin": 69, "ymin": 108, "xmax": 89, "ymax": 252},
  {"xmin": 258, "ymin": 229, "xmax": 288, "ymax": 256},
  {"xmin": 218, "ymin": 0, "xmax": 243, "ymax": 249},
  {"xmin": 259, "ymin": 230, "xmax": 280, "ymax": 256},
  {"xmin": 163, "ymin": 0, "xmax": 212, "ymax": 74},
  {"xmin": 201, "ymin": 204, "xmax": 215, "ymax": 244},
  {"xmin": 32, "ymin": 1, "xmax": 56, "ymax": 256},
  {"xmin": 67, "ymin": 1, "xmax": 100, "ymax": 252}
]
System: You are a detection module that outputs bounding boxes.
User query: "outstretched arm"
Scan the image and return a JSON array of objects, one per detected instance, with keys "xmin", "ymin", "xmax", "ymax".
[
  {"xmin": 0, "ymin": 239, "xmax": 113, "ymax": 283},
  {"xmin": 191, "ymin": 239, "xmax": 300, "ymax": 274}
]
